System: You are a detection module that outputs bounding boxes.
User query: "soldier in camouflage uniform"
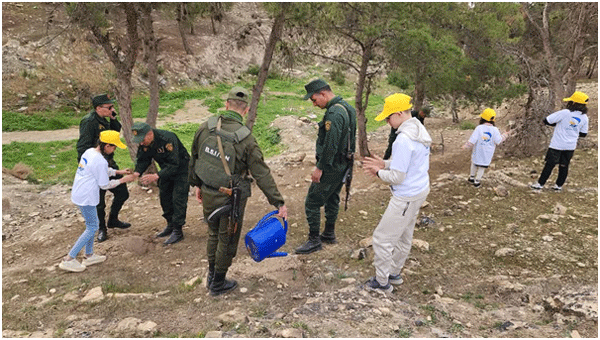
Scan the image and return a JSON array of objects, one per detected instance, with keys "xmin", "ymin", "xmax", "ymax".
[
  {"xmin": 129, "ymin": 122, "xmax": 190, "ymax": 245},
  {"xmin": 189, "ymin": 86, "xmax": 288, "ymax": 296},
  {"xmin": 76, "ymin": 94, "xmax": 131, "ymax": 243},
  {"xmin": 296, "ymin": 79, "xmax": 356, "ymax": 255}
]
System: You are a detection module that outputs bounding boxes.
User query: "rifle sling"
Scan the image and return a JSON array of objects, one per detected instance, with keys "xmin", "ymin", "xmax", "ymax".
[{"xmin": 216, "ymin": 117, "xmax": 232, "ymax": 177}]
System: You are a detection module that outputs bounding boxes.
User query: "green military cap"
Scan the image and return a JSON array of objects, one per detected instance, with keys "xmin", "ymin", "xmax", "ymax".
[
  {"xmin": 92, "ymin": 94, "xmax": 115, "ymax": 108},
  {"xmin": 303, "ymin": 78, "xmax": 329, "ymax": 100},
  {"xmin": 227, "ymin": 86, "xmax": 250, "ymax": 103},
  {"xmin": 132, "ymin": 122, "xmax": 152, "ymax": 144}
]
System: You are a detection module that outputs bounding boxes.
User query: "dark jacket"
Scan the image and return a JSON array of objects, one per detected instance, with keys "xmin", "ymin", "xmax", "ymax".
[
  {"xmin": 76, "ymin": 110, "xmax": 122, "ymax": 162},
  {"xmin": 134, "ymin": 129, "xmax": 190, "ymax": 179}
]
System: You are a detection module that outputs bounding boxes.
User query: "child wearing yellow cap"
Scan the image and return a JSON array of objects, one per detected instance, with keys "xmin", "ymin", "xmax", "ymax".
[
  {"xmin": 530, "ymin": 91, "xmax": 589, "ymax": 191},
  {"xmin": 462, "ymin": 108, "xmax": 510, "ymax": 187},
  {"xmin": 59, "ymin": 131, "xmax": 135, "ymax": 272}
]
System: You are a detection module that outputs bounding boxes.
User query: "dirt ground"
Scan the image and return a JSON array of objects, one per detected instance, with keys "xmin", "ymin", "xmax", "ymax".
[
  {"xmin": 2, "ymin": 3, "xmax": 598, "ymax": 338},
  {"xmin": 2, "ymin": 86, "xmax": 598, "ymax": 337}
]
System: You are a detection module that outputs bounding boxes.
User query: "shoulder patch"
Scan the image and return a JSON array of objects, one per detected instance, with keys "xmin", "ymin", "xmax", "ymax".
[
  {"xmin": 325, "ymin": 121, "xmax": 332, "ymax": 131},
  {"xmin": 166, "ymin": 143, "xmax": 173, "ymax": 152},
  {"xmin": 99, "ymin": 124, "xmax": 105, "ymax": 130}
]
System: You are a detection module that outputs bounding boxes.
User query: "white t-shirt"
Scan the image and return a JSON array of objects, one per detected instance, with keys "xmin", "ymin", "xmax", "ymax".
[
  {"xmin": 71, "ymin": 148, "xmax": 110, "ymax": 206},
  {"xmin": 547, "ymin": 109, "xmax": 589, "ymax": 150},
  {"xmin": 389, "ymin": 133, "xmax": 430, "ymax": 197},
  {"xmin": 468, "ymin": 124, "xmax": 503, "ymax": 167}
]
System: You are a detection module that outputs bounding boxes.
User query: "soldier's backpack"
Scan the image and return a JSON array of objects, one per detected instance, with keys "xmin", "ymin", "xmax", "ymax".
[{"xmin": 195, "ymin": 116, "xmax": 251, "ymax": 189}]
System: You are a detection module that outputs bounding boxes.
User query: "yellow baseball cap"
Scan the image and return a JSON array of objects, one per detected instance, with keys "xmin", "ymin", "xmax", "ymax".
[
  {"xmin": 99, "ymin": 130, "xmax": 127, "ymax": 149},
  {"xmin": 375, "ymin": 93, "xmax": 413, "ymax": 121},
  {"xmin": 480, "ymin": 108, "xmax": 496, "ymax": 122},
  {"xmin": 562, "ymin": 91, "xmax": 589, "ymax": 105}
]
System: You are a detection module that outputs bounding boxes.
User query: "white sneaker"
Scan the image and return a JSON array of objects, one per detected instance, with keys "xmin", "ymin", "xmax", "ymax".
[
  {"xmin": 59, "ymin": 259, "xmax": 86, "ymax": 272},
  {"xmin": 82, "ymin": 254, "xmax": 106, "ymax": 266},
  {"xmin": 530, "ymin": 183, "xmax": 543, "ymax": 190},
  {"xmin": 552, "ymin": 184, "xmax": 562, "ymax": 192}
]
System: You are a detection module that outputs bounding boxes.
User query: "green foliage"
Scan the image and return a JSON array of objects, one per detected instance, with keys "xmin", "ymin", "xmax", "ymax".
[
  {"xmin": 330, "ymin": 65, "xmax": 346, "ymax": 86},
  {"xmin": 2, "ymin": 111, "xmax": 82, "ymax": 132},
  {"xmin": 247, "ymin": 64, "xmax": 260, "ymax": 76},
  {"xmin": 459, "ymin": 121, "xmax": 476, "ymax": 130},
  {"xmin": 387, "ymin": 70, "xmax": 411, "ymax": 90}
]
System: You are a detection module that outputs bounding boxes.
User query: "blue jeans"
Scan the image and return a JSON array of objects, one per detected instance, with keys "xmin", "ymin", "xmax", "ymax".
[{"xmin": 69, "ymin": 205, "xmax": 99, "ymax": 258}]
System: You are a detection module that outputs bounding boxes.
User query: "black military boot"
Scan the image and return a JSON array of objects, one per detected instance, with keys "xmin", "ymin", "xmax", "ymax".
[
  {"xmin": 206, "ymin": 263, "xmax": 215, "ymax": 289},
  {"xmin": 295, "ymin": 235, "xmax": 322, "ymax": 254},
  {"xmin": 210, "ymin": 272, "xmax": 238, "ymax": 296},
  {"xmin": 97, "ymin": 228, "xmax": 108, "ymax": 243},
  {"xmin": 107, "ymin": 216, "xmax": 131, "ymax": 229},
  {"xmin": 164, "ymin": 225, "xmax": 184, "ymax": 245},
  {"xmin": 156, "ymin": 224, "xmax": 173, "ymax": 238},
  {"xmin": 320, "ymin": 223, "xmax": 337, "ymax": 244}
]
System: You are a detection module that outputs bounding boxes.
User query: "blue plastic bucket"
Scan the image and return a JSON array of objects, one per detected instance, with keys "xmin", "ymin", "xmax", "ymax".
[{"xmin": 245, "ymin": 210, "xmax": 288, "ymax": 262}]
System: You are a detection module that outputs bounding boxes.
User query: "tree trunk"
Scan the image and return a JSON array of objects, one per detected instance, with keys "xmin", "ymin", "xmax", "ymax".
[
  {"xmin": 246, "ymin": 3, "xmax": 287, "ymax": 130},
  {"xmin": 355, "ymin": 43, "xmax": 373, "ymax": 158},
  {"xmin": 586, "ymin": 53, "xmax": 597, "ymax": 79},
  {"xmin": 140, "ymin": 3, "xmax": 159, "ymax": 128},
  {"xmin": 451, "ymin": 95, "xmax": 459, "ymax": 123},
  {"xmin": 177, "ymin": 3, "xmax": 193, "ymax": 55},
  {"xmin": 115, "ymin": 71, "xmax": 137, "ymax": 160}
]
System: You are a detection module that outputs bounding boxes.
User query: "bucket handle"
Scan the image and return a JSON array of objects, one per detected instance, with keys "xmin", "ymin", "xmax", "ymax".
[{"xmin": 255, "ymin": 210, "xmax": 288, "ymax": 233}]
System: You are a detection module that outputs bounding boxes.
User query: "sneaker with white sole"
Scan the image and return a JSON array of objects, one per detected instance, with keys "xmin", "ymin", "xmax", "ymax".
[
  {"xmin": 364, "ymin": 277, "xmax": 393, "ymax": 293},
  {"xmin": 59, "ymin": 259, "xmax": 86, "ymax": 272},
  {"xmin": 388, "ymin": 274, "xmax": 404, "ymax": 285},
  {"xmin": 530, "ymin": 183, "xmax": 543, "ymax": 190},
  {"xmin": 552, "ymin": 184, "xmax": 562, "ymax": 192},
  {"xmin": 82, "ymin": 254, "xmax": 106, "ymax": 266}
]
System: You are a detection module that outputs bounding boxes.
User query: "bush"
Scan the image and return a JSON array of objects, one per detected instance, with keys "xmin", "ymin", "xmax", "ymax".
[
  {"xmin": 459, "ymin": 121, "xmax": 476, "ymax": 130},
  {"xmin": 247, "ymin": 65, "xmax": 260, "ymax": 76},
  {"xmin": 387, "ymin": 70, "xmax": 410, "ymax": 90},
  {"xmin": 330, "ymin": 65, "xmax": 346, "ymax": 86}
]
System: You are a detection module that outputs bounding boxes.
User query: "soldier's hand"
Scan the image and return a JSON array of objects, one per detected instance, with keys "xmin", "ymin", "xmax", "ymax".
[
  {"xmin": 141, "ymin": 173, "xmax": 159, "ymax": 185},
  {"xmin": 311, "ymin": 167, "xmax": 323, "ymax": 183},
  {"xmin": 276, "ymin": 205, "xmax": 288, "ymax": 220},
  {"xmin": 195, "ymin": 187, "xmax": 203, "ymax": 203}
]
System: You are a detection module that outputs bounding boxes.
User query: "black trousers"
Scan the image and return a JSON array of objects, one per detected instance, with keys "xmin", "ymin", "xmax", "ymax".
[
  {"xmin": 98, "ymin": 182, "xmax": 130, "ymax": 231},
  {"xmin": 537, "ymin": 148, "xmax": 574, "ymax": 187}
]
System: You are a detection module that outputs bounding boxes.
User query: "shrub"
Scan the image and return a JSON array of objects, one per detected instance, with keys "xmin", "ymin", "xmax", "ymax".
[
  {"xmin": 459, "ymin": 121, "xmax": 476, "ymax": 130},
  {"xmin": 330, "ymin": 65, "xmax": 346, "ymax": 86},
  {"xmin": 387, "ymin": 70, "xmax": 410, "ymax": 90}
]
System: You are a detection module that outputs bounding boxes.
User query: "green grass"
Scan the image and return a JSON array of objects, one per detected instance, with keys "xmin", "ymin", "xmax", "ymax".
[
  {"xmin": 2, "ymin": 76, "xmax": 396, "ymax": 184},
  {"xmin": 2, "ymin": 111, "xmax": 83, "ymax": 132}
]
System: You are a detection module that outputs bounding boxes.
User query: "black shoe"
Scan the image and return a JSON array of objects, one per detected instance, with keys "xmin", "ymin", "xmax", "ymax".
[
  {"xmin": 107, "ymin": 219, "xmax": 131, "ymax": 229},
  {"xmin": 473, "ymin": 182, "xmax": 481, "ymax": 188},
  {"xmin": 156, "ymin": 225, "xmax": 173, "ymax": 238},
  {"xmin": 467, "ymin": 177, "xmax": 475, "ymax": 183},
  {"xmin": 164, "ymin": 228, "xmax": 183, "ymax": 245},
  {"xmin": 210, "ymin": 272, "xmax": 238, "ymax": 296},
  {"xmin": 97, "ymin": 229, "xmax": 108, "ymax": 243},
  {"xmin": 295, "ymin": 236, "xmax": 322, "ymax": 254},
  {"xmin": 320, "ymin": 233, "xmax": 338, "ymax": 244}
]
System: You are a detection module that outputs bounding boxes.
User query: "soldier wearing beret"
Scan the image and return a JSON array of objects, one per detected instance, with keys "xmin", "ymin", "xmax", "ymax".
[
  {"xmin": 129, "ymin": 122, "xmax": 191, "ymax": 245},
  {"xmin": 76, "ymin": 94, "xmax": 131, "ymax": 243},
  {"xmin": 296, "ymin": 79, "xmax": 356, "ymax": 254}
]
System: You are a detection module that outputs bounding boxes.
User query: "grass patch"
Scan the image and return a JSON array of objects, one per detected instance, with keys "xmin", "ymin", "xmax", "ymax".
[
  {"xmin": 459, "ymin": 120, "xmax": 476, "ymax": 130},
  {"xmin": 2, "ymin": 111, "xmax": 83, "ymax": 132}
]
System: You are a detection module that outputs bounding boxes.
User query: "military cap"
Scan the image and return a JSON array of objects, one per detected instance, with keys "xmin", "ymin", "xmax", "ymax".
[
  {"xmin": 131, "ymin": 122, "xmax": 152, "ymax": 144},
  {"xmin": 303, "ymin": 78, "xmax": 329, "ymax": 100},
  {"xmin": 92, "ymin": 94, "xmax": 115, "ymax": 108},
  {"xmin": 227, "ymin": 86, "xmax": 250, "ymax": 104}
]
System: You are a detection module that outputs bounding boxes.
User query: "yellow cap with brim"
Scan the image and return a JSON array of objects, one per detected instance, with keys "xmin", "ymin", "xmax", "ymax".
[
  {"xmin": 480, "ymin": 108, "xmax": 496, "ymax": 122},
  {"xmin": 562, "ymin": 91, "xmax": 589, "ymax": 105},
  {"xmin": 375, "ymin": 93, "xmax": 413, "ymax": 121},
  {"xmin": 99, "ymin": 130, "xmax": 127, "ymax": 149}
]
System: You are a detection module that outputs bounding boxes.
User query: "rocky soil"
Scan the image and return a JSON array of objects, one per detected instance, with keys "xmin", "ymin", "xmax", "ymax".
[
  {"xmin": 2, "ymin": 92, "xmax": 598, "ymax": 337},
  {"xmin": 2, "ymin": 3, "xmax": 598, "ymax": 338}
]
